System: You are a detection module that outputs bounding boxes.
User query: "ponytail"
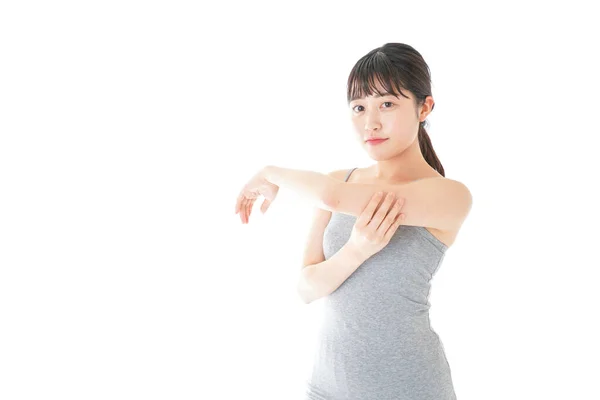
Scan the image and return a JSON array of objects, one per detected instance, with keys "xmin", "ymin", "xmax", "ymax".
[{"xmin": 418, "ymin": 122, "xmax": 445, "ymax": 177}]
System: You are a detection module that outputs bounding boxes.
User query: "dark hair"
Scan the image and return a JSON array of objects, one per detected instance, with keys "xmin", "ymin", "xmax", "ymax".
[{"xmin": 346, "ymin": 43, "xmax": 444, "ymax": 177}]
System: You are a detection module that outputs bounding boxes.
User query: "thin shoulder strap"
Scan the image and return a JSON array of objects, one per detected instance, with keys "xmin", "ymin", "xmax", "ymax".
[{"xmin": 344, "ymin": 167, "xmax": 358, "ymax": 182}]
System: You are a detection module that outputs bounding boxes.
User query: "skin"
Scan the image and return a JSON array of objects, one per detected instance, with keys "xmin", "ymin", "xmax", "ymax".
[
  {"xmin": 345, "ymin": 79, "xmax": 465, "ymax": 247},
  {"xmin": 349, "ymin": 80, "xmax": 440, "ymax": 184},
  {"xmin": 236, "ymin": 79, "xmax": 469, "ymax": 247}
]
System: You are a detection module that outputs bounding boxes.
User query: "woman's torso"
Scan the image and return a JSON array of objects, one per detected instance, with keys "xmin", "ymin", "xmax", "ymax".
[{"xmin": 304, "ymin": 167, "xmax": 458, "ymax": 400}]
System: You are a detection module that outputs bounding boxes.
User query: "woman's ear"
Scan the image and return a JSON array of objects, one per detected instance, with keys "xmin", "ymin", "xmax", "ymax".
[{"xmin": 419, "ymin": 96, "xmax": 435, "ymax": 122}]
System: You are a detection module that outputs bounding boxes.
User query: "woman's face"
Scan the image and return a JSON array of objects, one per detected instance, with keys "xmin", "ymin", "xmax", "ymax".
[{"xmin": 349, "ymin": 86, "xmax": 423, "ymax": 159}]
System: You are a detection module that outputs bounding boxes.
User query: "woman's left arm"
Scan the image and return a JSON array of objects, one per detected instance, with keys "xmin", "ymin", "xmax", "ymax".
[{"xmin": 328, "ymin": 177, "xmax": 472, "ymax": 232}]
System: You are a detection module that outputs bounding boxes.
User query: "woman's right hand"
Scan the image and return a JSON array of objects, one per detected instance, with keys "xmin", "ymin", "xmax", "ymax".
[{"xmin": 347, "ymin": 191, "xmax": 406, "ymax": 260}]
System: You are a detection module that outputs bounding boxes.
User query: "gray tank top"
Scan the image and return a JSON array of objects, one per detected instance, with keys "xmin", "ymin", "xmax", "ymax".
[{"xmin": 304, "ymin": 167, "xmax": 457, "ymax": 400}]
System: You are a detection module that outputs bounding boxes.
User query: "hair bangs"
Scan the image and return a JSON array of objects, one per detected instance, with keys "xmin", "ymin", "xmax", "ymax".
[{"xmin": 347, "ymin": 53, "xmax": 408, "ymax": 104}]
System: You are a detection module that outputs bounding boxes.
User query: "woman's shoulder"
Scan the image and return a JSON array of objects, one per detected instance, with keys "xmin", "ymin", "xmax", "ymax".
[
  {"xmin": 326, "ymin": 167, "xmax": 357, "ymax": 182},
  {"xmin": 326, "ymin": 167, "xmax": 465, "ymax": 189}
]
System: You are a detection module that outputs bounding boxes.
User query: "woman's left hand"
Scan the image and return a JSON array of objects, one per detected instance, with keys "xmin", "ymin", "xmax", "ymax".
[{"xmin": 234, "ymin": 167, "xmax": 279, "ymax": 224}]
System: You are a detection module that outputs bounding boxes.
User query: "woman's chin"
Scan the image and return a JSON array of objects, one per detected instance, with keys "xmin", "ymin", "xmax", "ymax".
[{"xmin": 366, "ymin": 152, "xmax": 390, "ymax": 161}]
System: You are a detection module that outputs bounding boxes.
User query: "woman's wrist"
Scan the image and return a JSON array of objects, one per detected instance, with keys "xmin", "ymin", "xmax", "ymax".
[{"xmin": 262, "ymin": 165, "xmax": 276, "ymax": 182}]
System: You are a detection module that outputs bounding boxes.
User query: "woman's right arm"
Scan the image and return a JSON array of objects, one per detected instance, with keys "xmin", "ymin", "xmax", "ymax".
[
  {"xmin": 297, "ymin": 190, "xmax": 405, "ymax": 304},
  {"xmin": 297, "ymin": 243, "xmax": 368, "ymax": 304}
]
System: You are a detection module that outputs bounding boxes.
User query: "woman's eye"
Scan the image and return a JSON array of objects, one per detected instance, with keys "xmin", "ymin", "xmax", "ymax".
[{"xmin": 352, "ymin": 102, "xmax": 393, "ymax": 112}]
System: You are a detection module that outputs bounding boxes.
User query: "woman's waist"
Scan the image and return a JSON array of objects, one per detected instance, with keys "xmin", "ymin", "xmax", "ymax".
[
  {"xmin": 318, "ymin": 319, "xmax": 438, "ymax": 348},
  {"xmin": 323, "ymin": 305, "xmax": 432, "ymax": 328}
]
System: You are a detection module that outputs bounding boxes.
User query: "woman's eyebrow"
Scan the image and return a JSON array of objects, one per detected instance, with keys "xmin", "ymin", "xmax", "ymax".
[
  {"xmin": 371, "ymin": 92, "xmax": 395, "ymax": 98},
  {"xmin": 352, "ymin": 93, "xmax": 396, "ymax": 100},
  {"xmin": 350, "ymin": 93, "xmax": 398, "ymax": 103}
]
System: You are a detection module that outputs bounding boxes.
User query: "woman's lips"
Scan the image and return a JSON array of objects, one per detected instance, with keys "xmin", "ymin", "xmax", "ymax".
[{"xmin": 366, "ymin": 138, "xmax": 388, "ymax": 145}]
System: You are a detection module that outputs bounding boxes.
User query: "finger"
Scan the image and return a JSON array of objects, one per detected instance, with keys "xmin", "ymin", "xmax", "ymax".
[
  {"xmin": 235, "ymin": 192, "xmax": 243, "ymax": 214},
  {"xmin": 240, "ymin": 198, "xmax": 247, "ymax": 223},
  {"xmin": 377, "ymin": 198, "xmax": 402, "ymax": 233},
  {"xmin": 357, "ymin": 191, "xmax": 384, "ymax": 227},
  {"xmin": 369, "ymin": 192, "xmax": 396, "ymax": 229},
  {"xmin": 260, "ymin": 198, "xmax": 271, "ymax": 214},
  {"xmin": 243, "ymin": 198, "xmax": 250, "ymax": 224},
  {"xmin": 249, "ymin": 199, "xmax": 256, "ymax": 221},
  {"xmin": 246, "ymin": 200, "xmax": 253, "ymax": 223},
  {"xmin": 384, "ymin": 212, "xmax": 405, "ymax": 239},
  {"xmin": 393, "ymin": 197, "xmax": 405, "ymax": 212},
  {"xmin": 250, "ymin": 199, "xmax": 256, "ymax": 221},
  {"xmin": 237, "ymin": 190, "xmax": 252, "ymax": 215}
]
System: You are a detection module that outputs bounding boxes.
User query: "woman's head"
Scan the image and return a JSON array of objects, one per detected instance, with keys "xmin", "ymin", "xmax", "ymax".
[{"xmin": 347, "ymin": 43, "xmax": 444, "ymax": 177}]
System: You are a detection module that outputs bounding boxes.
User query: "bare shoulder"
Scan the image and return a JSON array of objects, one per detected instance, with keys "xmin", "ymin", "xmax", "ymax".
[
  {"xmin": 422, "ymin": 176, "xmax": 472, "ymax": 248},
  {"xmin": 435, "ymin": 177, "xmax": 472, "ymax": 204},
  {"xmin": 418, "ymin": 175, "xmax": 470, "ymax": 192},
  {"xmin": 425, "ymin": 176, "xmax": 472, "ymax": 218}
]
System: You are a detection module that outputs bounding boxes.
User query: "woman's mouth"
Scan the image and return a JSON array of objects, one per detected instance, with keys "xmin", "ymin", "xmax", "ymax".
[{"xmin": 366, "ymin": 138, "xmax": 388, "ymax": 145}]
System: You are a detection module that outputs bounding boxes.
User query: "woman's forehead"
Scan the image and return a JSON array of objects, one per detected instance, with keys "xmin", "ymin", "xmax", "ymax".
[{"xmin": 350, "ymin": 79, "xmax": 410, "ymax": 100}]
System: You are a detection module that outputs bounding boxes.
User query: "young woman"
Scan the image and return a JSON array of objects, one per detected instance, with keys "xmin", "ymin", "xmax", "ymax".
[{"xmin": 235, "ymin": 43, "xmax": 472, "ymax": 400}]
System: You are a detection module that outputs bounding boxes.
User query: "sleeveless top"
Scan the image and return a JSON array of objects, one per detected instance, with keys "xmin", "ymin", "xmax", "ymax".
[{"xmin": 304, "ymin": 167, "xmax": 457, "ymax": 400}]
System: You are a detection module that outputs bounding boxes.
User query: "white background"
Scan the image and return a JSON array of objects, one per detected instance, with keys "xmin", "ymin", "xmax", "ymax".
[{"xmin": 1, "ymin": 1, "xmax": 599, "ymax": 399}]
